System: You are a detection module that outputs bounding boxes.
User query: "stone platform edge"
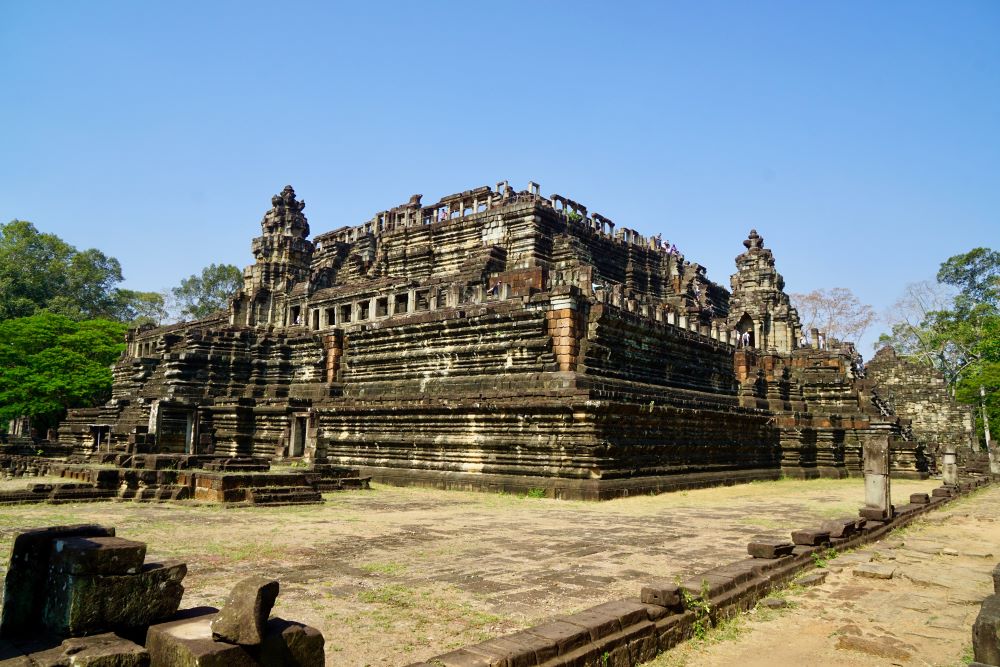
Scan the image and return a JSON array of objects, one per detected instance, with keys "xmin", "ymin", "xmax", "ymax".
[
  {"xmin": 405, "ymin": 475, "xmax": 996, "ymax": 667},
  {"xmin": 360, "ymin": 466, "xmax": 784, "ymax": 500}
]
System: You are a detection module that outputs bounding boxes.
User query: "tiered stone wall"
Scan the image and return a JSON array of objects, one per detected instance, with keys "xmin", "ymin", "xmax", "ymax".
[{"xmin": 866, "ymin": 346, "xmax": 976, "ymax": 458}]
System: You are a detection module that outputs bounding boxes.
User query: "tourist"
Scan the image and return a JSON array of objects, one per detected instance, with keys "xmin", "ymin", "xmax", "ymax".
[{"xmin": 741, "ymin": 330, "xmax": 751, "ymax": 348}]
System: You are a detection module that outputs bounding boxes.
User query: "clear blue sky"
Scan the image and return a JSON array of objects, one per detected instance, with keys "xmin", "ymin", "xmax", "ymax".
[{"xmin": 2, "ymin": 1, "xmax": 998, "ymax": 356}]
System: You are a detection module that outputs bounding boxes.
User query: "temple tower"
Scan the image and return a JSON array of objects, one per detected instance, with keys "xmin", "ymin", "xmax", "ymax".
[
  {"xmin": 237, "ymin": 186, "xmax": 313, "ymax": 326},
  {"xmin": 727, "ymin": 229, "xmax": 802, "ymax": 352}
]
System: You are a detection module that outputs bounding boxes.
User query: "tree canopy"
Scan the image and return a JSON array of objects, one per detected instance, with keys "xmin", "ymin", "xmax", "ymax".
[
  {"xmin": 879, "ymin": 247, "xmax": 1000, "ymax": 445},
  {"xmin": 171, "ymin": 263, "xmax": 243, "ymax": 320},
  {"xmin": 0, "ymin": 219, "xmax": 169, "ymax": 323},
  {"xmin": 0, "ymin": 313, "xmax": 126, "ymax": 431}
]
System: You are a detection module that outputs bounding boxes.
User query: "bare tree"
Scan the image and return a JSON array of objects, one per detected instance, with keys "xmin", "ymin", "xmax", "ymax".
[
  {"xmin": 878, "ymin": 280, "xmax": 977, "ymax": 389},
  {"xmin": 790, "ymin": 287, "xmax": 875, "ymax": 343}
]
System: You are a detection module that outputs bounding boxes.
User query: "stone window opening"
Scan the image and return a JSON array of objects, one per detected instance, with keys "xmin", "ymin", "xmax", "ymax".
[
  {"xmin": 394, "ymin": 293, "xmax": 409, "ymax": 314},
  {"xmin": 339, "ymin": 304, "xmax": 352, "ymax": 324},
  {"xmin": 324, "ymin": 308, "xmax": 335, "ymax": 327},
  {"xmin": 311, "ymin": 310, "xmax": 320, "ymax": 330},
  {"xmin": 415, "ymin": 290, "xmax": 430, "ymax": 311},
  {"xmin": 376, "ymin": 297, "xmax": 389, "ymax": 317},
  {"xmin": 357, "ymin": 300, "xmax": 370, "ymax": 320},
  {"xmin": 290, "ymin": 305, "xmax": 302, "ymax": 326}
]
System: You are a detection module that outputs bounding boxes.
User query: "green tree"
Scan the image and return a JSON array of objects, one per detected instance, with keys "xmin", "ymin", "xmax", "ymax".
[
  {"xmin": 0, "ymin": 220, "xmax": 126, "ymax": 321},
  {"xmin": 879, "ymin": 247, "xmax": 1000, "ymax": 444},
  {"xmin": 0, "ymin": 313, "xmax": 126, "ymax": 432},
  {"xmin": 171, "ymin": 264, "xmax": 242, "ymax": 320}
]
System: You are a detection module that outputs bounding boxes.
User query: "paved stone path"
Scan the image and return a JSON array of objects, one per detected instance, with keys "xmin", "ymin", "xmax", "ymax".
[{"xmin": 645, "ymin": 484, "xmax": 1000, "ymax": 666}]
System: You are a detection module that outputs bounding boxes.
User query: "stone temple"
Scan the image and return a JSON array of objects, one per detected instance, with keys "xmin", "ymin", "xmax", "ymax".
[{"xmin": 56, "ymin": 181, "xmax": 975, "ymax": 499}]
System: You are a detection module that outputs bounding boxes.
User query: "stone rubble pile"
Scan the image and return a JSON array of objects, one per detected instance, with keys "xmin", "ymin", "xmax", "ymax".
[{"xmin": 0, "ymin": 524, "xmax": 323, "ymax": 666}]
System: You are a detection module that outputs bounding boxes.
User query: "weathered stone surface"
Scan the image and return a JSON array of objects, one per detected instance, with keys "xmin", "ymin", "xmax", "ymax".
[
  {"xmin": 28, "ymin": 632, "xmax": 149, "ymax": 667},
  {"xmin": 0, "ymin": 524, "xmax": 115, "ymax": 639},
  {"xmin": 973, "ymin": 594, "xmax": 1000, "ymax": 666},
  {"xmin": 760, "ymin": 598, "xmax": 787, "ymax": 609},
  {"xmin": 49, "ymin": 537, "xmax": 146, "ymax": 576},
  {"xmin": 210, "ymin": 576, "xmax": 279, "ymax": 646},
  {"xmin": 146, "ymin": 607, "xmax": 257, "ymax": 667},
  {"xmin": 796, "ymin": 571, "xmax": 828, "ymax": 587},
  {"xmin": 43, "ymin": 562, "xmax": 186, "ymax": 636},
  {"xmin": 909, "ymin": 492, "xmax": 931, "ymax": 504},
  {"xmin": 993, "ymin": 562, "xmax": 1000, "ymax": 594}
]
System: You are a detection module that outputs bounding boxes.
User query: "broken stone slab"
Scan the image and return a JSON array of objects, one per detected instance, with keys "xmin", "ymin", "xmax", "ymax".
[
  {"xmin": 146, "ymin": 607, "xmax": 257, "ymax": 667},
  {"xmin": 791, "ymin": 529, "xmax": 830, "ymax": 546},
  {"xmin": 211, "ymin": 576, "xmax": 280, "ymax": 646},
  {"xmin": 747, "ymin": 536, "xmax": 794, "ymax": 559},
  {"xmin": 973, "ymin": 593, "xmax": 1000, "ymax": 665},
  {"xmin": 27, "ymin": 632, "xmax": 148, "ymax": 667},
  {"xmin": 760, "ymin": 598, "xmax": 787, "ymax": 609},
  {"xmin": 909, "ymin": 492, "xmax": 931, "ymax": 505},
  {"xmin": 932, "ymin": 486, "xmax": 956, "ymax": 498},
  {"xmin": 639, "ymin": 582, "xmax": 683, "ymax": 611},
  {"xmin": 49, "ymin": 536, "xmax": 147, "ymax": 576},
  {"xmin": 853, "ymin": 563, "xmax": 897, "ymax": 580},
  {"xmin": 43, "ymin": 561, "xmax": 186, "ymax": 636},
  {"xmin": 0, "ymin": 524, "xmax": 115, "ymax": 639}
]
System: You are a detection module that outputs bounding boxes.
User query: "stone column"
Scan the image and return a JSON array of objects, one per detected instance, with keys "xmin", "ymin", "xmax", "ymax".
[
  {"xmin": 860, "ymin": 435, "xmax": 892, "ymax": 520},
  {"xmin": 942, "ymin": 445, "xmax": 959, "ymax": 486},
  {"xmin": 547, "ymin": 294, "xmax": 584, "ymax": 372}
]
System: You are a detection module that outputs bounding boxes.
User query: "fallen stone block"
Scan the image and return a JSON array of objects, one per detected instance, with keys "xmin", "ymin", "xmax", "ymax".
[
  {"xmin": 791, "ymin": 529, "xmax": 830, "ymax": 546},
  {"xmin": 211, "ymin": 576, "xmax": 279, "ymax": 646},
  {"xmin": 28, "ymin": 632, "xmax": 148, "ymax": 667},
  {"xmin": 640, "ymin": 582, "xmax": 682, "ymax": 611},
  {"xmin": 49, "ymin": 536, "xmax": 146, "ymax": 576},
  {"xmin": 821, "ymin": 517, "xmax": 860, "ymax": 539},
  {"xmin": 0, "ymin": 524, "xmax": 115, "ymax": 639},
  {"xmin": 973, "ymin": 593, "xmax": 1000, "ymax": 666},
  {"xmin": 853, "ymin": 563, "xmax": 896, "ymax": 580},
  {"xmin": 43, "ymin": 562, "xmax": 186, "ymax": 636},
  {"xmin": 909, "ymin": 492, "xmax": 930, "ymax": 504},
  {"xmin": 760, "ymin": 598, "xmax": 787, "ymax": 609},
  {"xmin": 747, "ymin": 536, "xmax": 794, "ymax": 559},
  {"xmin": 932, "ymin": 486, "xmax": 956, "ymax": 498},
  {"xmin": 255, "ymin": 617, "xmax": 325, "ymax": 667}
]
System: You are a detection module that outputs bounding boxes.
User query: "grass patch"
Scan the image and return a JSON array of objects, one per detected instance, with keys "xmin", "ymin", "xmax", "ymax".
[{"xmin": 360, "ymin": 561, "xmax": 405, "ymax": 575}]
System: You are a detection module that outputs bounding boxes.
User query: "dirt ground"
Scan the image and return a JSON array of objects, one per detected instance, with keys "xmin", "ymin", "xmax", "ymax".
[
  {"xmin": 644, "ymin": 484, "xmax": 1000, "ymax": 667},
  {"xmin": 0, "ymin": 477, "xmax": 954, "ymax": 666}
]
